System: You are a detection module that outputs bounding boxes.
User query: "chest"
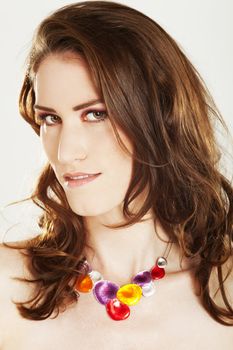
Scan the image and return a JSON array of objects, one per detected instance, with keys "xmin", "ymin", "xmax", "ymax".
[{"xmin": 3, "ymin": 275, "xmax": 232, "ymax": 350}]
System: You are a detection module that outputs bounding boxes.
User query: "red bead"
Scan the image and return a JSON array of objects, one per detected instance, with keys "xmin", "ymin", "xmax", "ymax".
[
  {"xmin": 106, "ymin": 298, "xmax": 130, "ymax": 321},
  {"xmin": 151, "ymin": 265, "xmax": 165, "ymax": 280}
]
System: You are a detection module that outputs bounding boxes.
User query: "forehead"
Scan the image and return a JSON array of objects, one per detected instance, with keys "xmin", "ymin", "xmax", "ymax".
[
  {"xmin": 35, "ymin": 52, "xmax": 91, "ymax": 83},
  {"xmin": 34, "ymin": 52, "xmax": 100, "ymax": 103}
]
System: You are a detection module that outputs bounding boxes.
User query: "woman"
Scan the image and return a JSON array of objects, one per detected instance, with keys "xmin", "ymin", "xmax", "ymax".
[{"xmin": 0, "ymin": 1, "xmax": 232, "ymax": 349}]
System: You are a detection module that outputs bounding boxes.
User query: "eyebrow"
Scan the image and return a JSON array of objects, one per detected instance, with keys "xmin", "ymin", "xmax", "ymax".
[{"xmin": 33, "ymin": 98, "xmax": 104, "ymax": 112}]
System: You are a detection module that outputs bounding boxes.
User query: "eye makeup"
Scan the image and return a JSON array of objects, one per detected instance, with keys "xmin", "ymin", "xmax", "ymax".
[{"xmin": 35, "ymin": 109, "xmax": 108, "ymax": 126}]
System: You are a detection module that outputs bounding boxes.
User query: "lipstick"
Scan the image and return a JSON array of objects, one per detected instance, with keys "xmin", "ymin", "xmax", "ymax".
[{"xmin": 64, "ymin": 173, "xmax": 101, "ymax": 188}]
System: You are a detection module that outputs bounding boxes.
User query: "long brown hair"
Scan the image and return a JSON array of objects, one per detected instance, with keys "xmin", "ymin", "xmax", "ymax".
[{"xmin": 4, "ymin": 1, "xmax": 233, "ymax": 324}]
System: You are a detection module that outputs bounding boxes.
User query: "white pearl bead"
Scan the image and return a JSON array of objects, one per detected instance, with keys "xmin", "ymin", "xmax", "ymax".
[
  {"xmin": 142, "ymin": 281, "xmax": 155, "ymax": 297},
  {"xmin": 89, "ymin": 270, "xmax": 103, "ymax": 283},
  {"xmin": 157, "ymin": 257, "xmax": 167, "ymax": 267}
]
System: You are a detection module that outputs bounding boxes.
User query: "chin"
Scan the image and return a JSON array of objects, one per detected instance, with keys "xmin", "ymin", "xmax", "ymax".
[
  {"xmin": 68, "ymin": 199, "xmax": 124, "ymax": 221},
  {"xmin": 71, "ymin": 207, "xmax": 104, "ymax": 217}
]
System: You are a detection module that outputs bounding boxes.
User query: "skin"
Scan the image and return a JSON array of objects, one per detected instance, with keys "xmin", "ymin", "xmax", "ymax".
[
  {"xmin": 34, "ymin": 51, "xmax": 187, "ymax": 284},
  {"xmin": 0, "ymin": 244, "xmax": 233, "ymax": 350},
  {"xmin": 0, "ymin": 51, "xmax": 232, "ymax": 349}
]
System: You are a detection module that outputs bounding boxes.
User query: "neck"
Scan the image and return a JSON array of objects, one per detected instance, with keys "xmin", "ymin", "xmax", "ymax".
[{"xmin": 82, "ymin": 211, "xmax": 184, "ymax": 286}]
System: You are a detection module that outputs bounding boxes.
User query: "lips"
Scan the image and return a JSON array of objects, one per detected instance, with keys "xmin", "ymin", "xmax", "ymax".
[
  {"xmin": 63, "ymin": 173, "xmax": 101, "ymax": 188},
  {"xmin": 63, "ymin": 172, "xmax": 101, "ymax": 180}
]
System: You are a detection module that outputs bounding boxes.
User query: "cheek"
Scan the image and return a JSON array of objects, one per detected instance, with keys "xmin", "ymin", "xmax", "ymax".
[
  {"xmin": 64, "ymin": 130, "xmax": 134, "ymax": 216},
  {"xmin": 105, "ymin": 143, "xmax": 133, "ymax": 184},
  {"xmin": 100, "ymin": 127, "xmax": 133, "ymax": 178},
  {"xmin": 107, "ymin": 157, "xmax": 133, "ymax": 203},
  {"xmin": 40, "ymin": 129, "xmax": 57, "ymax": 162}
]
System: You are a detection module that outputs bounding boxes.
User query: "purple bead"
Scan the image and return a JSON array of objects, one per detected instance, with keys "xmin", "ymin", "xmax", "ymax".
[
  {"xmin": 132, "ymin": 270, "xmax": 152, "ymax": 286},
  {"xmin": 78, "ymin": 260, "xmax": 92, "ymax": 274},
  {"xmin": 93, "ymin": 280, "xmax": 119, "ymax": 305}
]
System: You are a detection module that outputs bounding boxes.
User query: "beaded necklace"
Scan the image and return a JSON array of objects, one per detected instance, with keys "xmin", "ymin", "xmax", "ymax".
[{"xmin": 74, "ymin": 241, "xmax": 172, "ymax": 321}]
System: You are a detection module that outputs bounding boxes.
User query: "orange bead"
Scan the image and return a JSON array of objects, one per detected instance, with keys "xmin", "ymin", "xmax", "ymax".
[{"xmin": 75, "ymin": 274, "xmax": 93, "ymax": 293}]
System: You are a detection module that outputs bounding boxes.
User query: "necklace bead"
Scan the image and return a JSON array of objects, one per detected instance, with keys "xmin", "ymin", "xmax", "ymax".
[
  {"xmin": 106, "ymin": 298, "xmax": 131, "ymax": 321},
  {"xmin": 157, "ymin": 257, "xmax": 167, "ymax": 267},
  {"xmin": 75, "ymin": 274, "xmax": 93, "ymax": 293},
  {"xmin": 117, "ymin": 284, "xmax": 142, "ymax": 306},
  {"xmin": 142, "ymin": 281, "xmax": 155, "ymax": 297},
  {"xmin": 151, "ymin": 265, "xmax": 165, "ymax": 280},
  {"xmin": 93, "ymin": 280, "xmax": 119, "ymax": 305},
  {"xmin": 74, "ymin": 256, "xmax": 167, "ymax": 321},
  {"xmin": 132, "ymin": 270, "xmax": 152, "ymax": 286},
  {"xmin": 88, "ymin": 270, "xmax": 103, "ymax": 283}
]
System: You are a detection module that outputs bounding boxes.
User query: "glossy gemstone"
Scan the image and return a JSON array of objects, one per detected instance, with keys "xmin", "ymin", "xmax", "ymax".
[
  {"xmin": 157, "ymin": 257, "xmax": 167, "ymax": 268},
  {"xmin": 116, "ymin": 284, "xmax": 142, "ymax": 306},
  {"xmin": 151, "ymin": 265, "xmax": 165, "ymax": 280},
  {"xmin": 88, "ymin": 270, "xmax": 103, "ymax": 284},
  {"xmin": 75, "ymin": 274, "xmax": 93, "ymax": 293},
  {"xmin": 142, "ymin": 281, "xmax": 155, "ymax": 297},
  {"xmin": 106, "ymin": 298, "xmax": 130, "ymax": 321},
  {"xmin": 78, "ymin": 260, "xmax": 91, "ymax": 274},
  {"xmin": 93, "ymin": 280, "xmax": 119, "ymax": 305},
  {"xmin": 132, "ymin": 270, "xmax": 152, "ymax": 286}
]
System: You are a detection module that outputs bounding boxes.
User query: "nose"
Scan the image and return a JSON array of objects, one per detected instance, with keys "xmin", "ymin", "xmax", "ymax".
[{"xmin": 57, "ymin": 123, "xmax": 87, "ymax": 164}]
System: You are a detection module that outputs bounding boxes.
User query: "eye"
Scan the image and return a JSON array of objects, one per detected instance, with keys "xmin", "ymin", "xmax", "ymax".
[
  {"xmin": 35, "ymin": 109, "xmax": 108, "ymax": 126},
  {"xmin": 83, "ymin": 109, "xmax": 108, "ymax": 122},
  {"xmin": 35, "ymin": 114, "xmax": 60, "ymax": 126}
]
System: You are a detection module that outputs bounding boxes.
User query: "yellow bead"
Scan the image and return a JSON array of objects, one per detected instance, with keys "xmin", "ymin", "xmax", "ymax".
[
  {"xmin": 75, "ymin": 274, "xmax": 93, "ymax": 293},
  {"xmin": 116, "ymin": 283, "xmax": 142, "ymax": 306}
]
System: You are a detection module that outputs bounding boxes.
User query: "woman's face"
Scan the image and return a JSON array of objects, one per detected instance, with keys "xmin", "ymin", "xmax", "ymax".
[{"xmin": 34, "ymin": 52, "xmax": 134, "ymax": 218}]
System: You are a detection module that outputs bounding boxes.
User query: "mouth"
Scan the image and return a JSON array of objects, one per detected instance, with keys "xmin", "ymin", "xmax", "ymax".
[{"xmin": 63, "ymin": 173, "xmax": 101, "ymax": 188}]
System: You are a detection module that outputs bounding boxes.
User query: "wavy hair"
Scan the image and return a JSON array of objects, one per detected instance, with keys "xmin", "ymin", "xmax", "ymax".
[{"xmin": 4, "ymin": 1, "xmax": 233, "ymax": 324}]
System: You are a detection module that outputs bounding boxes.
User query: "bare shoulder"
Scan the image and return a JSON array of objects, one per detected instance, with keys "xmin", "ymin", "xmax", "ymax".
[
  {"xmin": 0, "ymin": 242, "xmax": 31, "ymax": 329},
  {"xmin": 0, "ymin": 242, "xmax": 27, "ymax": 278},
  {"xmin": 209, "ymin": 255, "xmax": 233, "ymax": 338},
  {"xmin": 0, "ymin": 243, "xmax": 27, "ymax": 348},
  {"xmin": 0, "ymin": 240, "xmax": 33, "ymax": 294},
  {"xmin": 0, "ymin": 242, "xmax": 30, "ymax": 303}
]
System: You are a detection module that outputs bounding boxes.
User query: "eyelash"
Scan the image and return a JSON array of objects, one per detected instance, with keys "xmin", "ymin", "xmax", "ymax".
[{"xmin": 35, "ymin": 109, "xmax": 108, "ymax": 126}]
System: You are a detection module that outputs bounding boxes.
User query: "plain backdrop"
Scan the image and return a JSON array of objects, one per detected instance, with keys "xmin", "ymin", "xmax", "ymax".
[{"xmin": 0, "ymin": 0, "xmax": 232, "ymax": 241}]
